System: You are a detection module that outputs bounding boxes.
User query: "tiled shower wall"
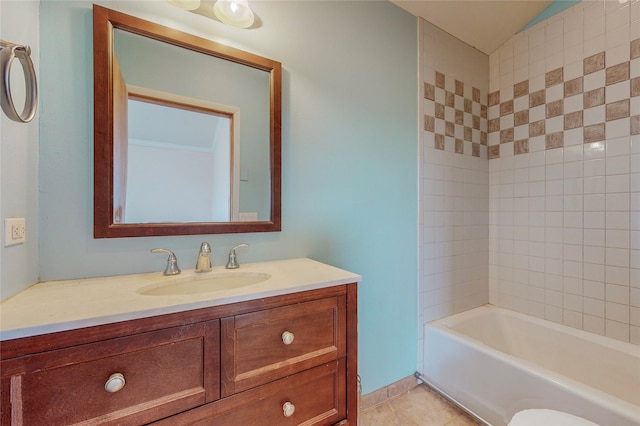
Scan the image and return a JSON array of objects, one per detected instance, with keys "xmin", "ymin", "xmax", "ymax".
[
  {"xmin": 418, "ymin": 20, "xmax": 490, "ymax": 372},
  {"xmin": 420, "ymin": 1, "xmax": 640, "ymax": 368},
  {"xmin": 488, "ymin": 1, "xmax": 639, "ymax": 343}
]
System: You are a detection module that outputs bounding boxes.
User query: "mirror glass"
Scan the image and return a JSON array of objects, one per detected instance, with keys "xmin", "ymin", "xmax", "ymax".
[{"xmin": 93, "ymin": 5, "xmax": 281, "ymax": 238}]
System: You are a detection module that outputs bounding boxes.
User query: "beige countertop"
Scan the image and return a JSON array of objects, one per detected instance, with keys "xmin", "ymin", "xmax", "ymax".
[{"xmin": 0, "ymin": 258, "xmax": 361, "ymax": 341}]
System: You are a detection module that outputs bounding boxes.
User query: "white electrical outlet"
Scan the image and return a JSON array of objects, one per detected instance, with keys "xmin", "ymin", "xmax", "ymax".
[{"xmin": 5, "ymin": 218, "xmax": 26, "ymax": 246}]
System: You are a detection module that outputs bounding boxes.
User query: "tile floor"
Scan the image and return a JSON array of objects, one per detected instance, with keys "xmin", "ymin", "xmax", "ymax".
[{"xmin": 360, "ymin": 384, "xmax": 480, "ymax": 426}]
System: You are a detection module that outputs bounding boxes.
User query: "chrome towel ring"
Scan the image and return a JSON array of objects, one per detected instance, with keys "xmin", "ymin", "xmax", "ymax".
[{"xmin": 0, "ymin": 39, "xmax": 38, "ymax": 123}]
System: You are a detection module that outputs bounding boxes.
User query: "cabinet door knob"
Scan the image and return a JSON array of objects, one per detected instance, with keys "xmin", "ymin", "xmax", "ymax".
[
  {"xmin": 104, "ymin": 373, "xmax": 126, "ymax": 393},
  {"xmin": 281, "ymin": 331, "xmax": 295, "ymax": 345},
  {"xmin": 282, "ymin": 401, "xmax": 296, "ymax": 417}
]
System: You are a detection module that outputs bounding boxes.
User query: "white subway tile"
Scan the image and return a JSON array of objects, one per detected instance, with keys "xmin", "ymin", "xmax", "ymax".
[
  {"xmin": 633, "ymin": 58, "xmax": 640, "ymax": 80},
  {"xmin": 606, "ymin": 80, "xmax": 630, "ymax": 104},
  {"xmin": 631, "ymin": 173, "xmax": 640, "ymax": 193},
  {"xmin": 632, "ymin": 0, "xmax": 640, "ymax": 24},
  {"xmin": 584, "ymin": 158, "xmax": 606, "ymax": 177},
  {"xmin": 607, "ymin": 37, "xmax": 631, "ymax": 66},
  {"xmin": 605, "ymin": 4, "xmax": 629, "ymax": 31},
  {"xmin": 584, "ymin": 314, "xmax": 606, "ymax": 335},
  {"xmin": 546, "ymin": 84, "xmax": 564, "ymax": 102},
  {"xmin": 606, "ymin": 319, "xmax": 630, "ymax": 341},
  {"xmin": 564, "ymin": 6, "xmax": 584, "ymax": 32},
  {"xmin": 585, "ymin": 262, "xmax": 606, "ymax": 282},
  {"xmin": 545, "ymin": 305, "xmax": 564, "ymax": 323},
  {"xmin": 584, "ymin": 142, "xmax": 607, "ymax": 160},
  {"xmin": 564, "ymin": 293, "xmax": 583, "ymax": 312},
  {"xmin": 564, "ymin": 227, "xmax": 583, "ymax": 245},
  {"xmin": 606, "ymin": 211, "xmax": 630, "ymax": 229},
  {"xmin": 564, "ymin": 245, "xmax": 583, "ymax": 262},
  {"xmin": 629, "ymin": 211, "xmax": 640, "ymax": 230},
  {"xmin": 631, "ymin": 154, "xmax": 640, "ymax": 174},
  {"xmin": 607, "ymin": 228, "xmax": 631, "ymax": 248},
  {"xmin": 583, "ymin": 105, "xmax": 606, "ymax": 126},
  {"xmin": 606, "ymin": 247, "xmax": 630, "ymax": 267},
  {"xmin": 606, "ymin": 302, "xmax": 630, "ymax": 323},
  {"xmin": 632, "ymin": 230, "xmax": 640, "ymax": 250},
  {"xmin": 584, "ymin": 245, "xmax": 605, "ymax": 264},
  {"xmin": 606, "ymin": 193, "xmax": 631, "ymax": 211},
  {"xmin": 585, "ymin": 211, "xmax": 606, "ymax": 228},
  {"xmin": 529, "ymin": 165, "xmax": 547, "ymax": 182},
  {"xmin": 564, "ymin": 145, "xmax": 584, "ymax": 162},
  {"xmin": 564, "ymin": 260, "xmax": 584, "ymax": 278},
  {"xmin": 631, "ymin": 306, "xmax": 640, "ymax": 326},
  {"xmin": 632, "ymin": 287, "xmax": 640, "ymax": 308},
  {"xmin": 606, "ymin": 118, "xmax": 631, "ymax": 140},
  {"xmin": 606, "ymin": 155, "xmax": 630, "ymax": 175},
  {"xmin": 584, "ymin": 194, "xmax": 606, "ymax": 211},
  {"xmin": 564, "ymin": 194, "xmax": 583, "ymax": 211},
  {"xmin": 585, "ymin": 29, "xmax": 606, "ymax": 50},
  {"xmin": 546, "ymin": 148, "xmax": 564, "ymax": 165},
  {"xmin": 584, "ymin": 176, "xmax": 606, "ymax": 194},
  {"xmin": 564, "ymin": 178, "xmax": 584, "ymax": 195},
  {"xmin": 546, "ymin": 163, "xmax": 564, "ymax": 180},
  {"xmin": 546, "ymin": 51, "xmax": 564, "ymax": 71},
  {"xmin": 583, "ymin": 69, "xmax": 605, "ymax": 91},
  {"xmin": 606, "ymin": 265, "xmax": 630, "ymax": 286},
  {"xmin": 584, "ymin": 297, "xmax": 605, "ymax": 316},
  {"xmin": 606, "ymin": 174, "xmax": 630, "ymax": 193},
  {"xmin": 564, "ymin": 94, "xmax": 583, "ymax": 114},
  {"xmin": 606, "ymin": 137, "xmax": 631, "ymax": 157},
  {"xmin": 564, "ymin": 26, "xmax": 584, "ymax": 48}
]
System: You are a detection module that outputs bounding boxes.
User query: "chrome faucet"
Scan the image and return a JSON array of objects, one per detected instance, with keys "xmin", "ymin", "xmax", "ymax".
[
  {"xmin": 195, "ymin": 242, "xmax": 212, "ymax": 272},
  {"xmin": 151, "ymin": 248, "xmax": 181, "ymax": 275},
  {"xmin": 226, "ymin": 244, "xmax": 249, "ymax": 269}
]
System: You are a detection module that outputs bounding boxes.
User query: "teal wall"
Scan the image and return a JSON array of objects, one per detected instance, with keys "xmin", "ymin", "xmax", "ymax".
[
  {"xmin": 34, "ymin": 0, "xmax": 418, "ymax": 394},
  {"xmin": 520, "ymin": 0, "xmax": 581, "ymax": 31},
  {"xmin": 0, "ymin": 0, "xmax": 40, "ymax": 300}
]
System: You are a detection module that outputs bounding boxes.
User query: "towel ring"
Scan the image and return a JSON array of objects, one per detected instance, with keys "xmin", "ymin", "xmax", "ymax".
[{"xmin": 0, "ymin": 41, "xmax": 38, "ymax": 123}]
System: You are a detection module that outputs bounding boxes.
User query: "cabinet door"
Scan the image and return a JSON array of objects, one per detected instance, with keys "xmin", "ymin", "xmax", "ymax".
[
  {"xmin": 154, "ymin": 360, "xmax": 347, "ymax": 426},
  {"xmin": 1, "ymin": 321, "xmax": 219, "ymax": 426},
  {"xmin": 221, "ymin": 296, "xmax": 346, "ymax": 396}
]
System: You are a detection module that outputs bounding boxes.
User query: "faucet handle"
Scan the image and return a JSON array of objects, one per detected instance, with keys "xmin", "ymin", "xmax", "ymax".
[
  {"xmin": 151, "ymin": 248, "xmax": 181, "ymax": 276},
  {"xmin": 226, "ymin": 244, "xmax": 249, "ymax": 269}
]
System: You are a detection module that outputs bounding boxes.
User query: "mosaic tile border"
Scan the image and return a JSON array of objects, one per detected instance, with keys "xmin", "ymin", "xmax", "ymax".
[
  {"xmin": 423, "ymin": 72, "xmax": 488, "ymax": 158},
  {"xmin": 486, "ymin": 38, "xmax": 640, "ymax": 160}
]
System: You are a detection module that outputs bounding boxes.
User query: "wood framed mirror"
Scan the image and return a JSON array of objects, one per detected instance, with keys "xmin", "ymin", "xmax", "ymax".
[{"xmin": 93, "ymin": 5, "xmax": 281, "ymax": 238}]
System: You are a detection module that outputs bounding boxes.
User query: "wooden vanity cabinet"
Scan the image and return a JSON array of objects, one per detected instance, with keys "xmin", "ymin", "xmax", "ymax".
[
  {"xmin": 0, "ymin": 283, "xmax": 358, "ymax": 425},
  {"xmin": 1, "ymin": 322, "xmax": 219, "ymax": 425}
]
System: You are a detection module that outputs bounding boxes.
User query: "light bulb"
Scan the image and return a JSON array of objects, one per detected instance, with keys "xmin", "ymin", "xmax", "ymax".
[{"xmin": 213, "ymin": 0, "xmax": 255, "ymax": 28}]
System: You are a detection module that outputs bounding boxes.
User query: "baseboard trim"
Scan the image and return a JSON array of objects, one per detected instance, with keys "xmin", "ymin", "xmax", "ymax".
[{"xmin": 360, "ymin": 375, "xmax": 418, "ymax": 410}]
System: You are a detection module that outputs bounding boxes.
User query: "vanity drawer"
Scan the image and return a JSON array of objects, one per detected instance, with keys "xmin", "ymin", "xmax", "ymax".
[
  {"xmin": 154, "ymin": 359, "xmax": 347, "ymax": 426},
  {"xmin": 221, "ymin": 295, "xmax": 346, "ymax": 396},
  {"xmin": 1, "ymin": 321, "xmax": 219, "ymax": 426}
]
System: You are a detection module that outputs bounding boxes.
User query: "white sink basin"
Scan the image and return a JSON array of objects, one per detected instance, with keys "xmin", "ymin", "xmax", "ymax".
[{"xmin": 137, "ymin": 272, "xmax": 271, "ymax": 296}]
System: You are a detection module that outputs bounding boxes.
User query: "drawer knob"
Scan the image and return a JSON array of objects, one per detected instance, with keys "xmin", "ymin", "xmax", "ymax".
[
  {"xmin": 104, "ymin": 373, "xmax": 126, "ymax": 393},
  {"xmin": 282, "ymin": 401, "xmax": 296, "ymax": 417},
  {"xmin": 281, "ymin": 331, "xmax": 295, "ymax": 345}
]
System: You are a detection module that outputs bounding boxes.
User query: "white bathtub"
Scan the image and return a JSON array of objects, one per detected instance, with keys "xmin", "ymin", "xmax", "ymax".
[{"xmin": 422, "ymin": 305, "xmax": 640, "ymax": 426}]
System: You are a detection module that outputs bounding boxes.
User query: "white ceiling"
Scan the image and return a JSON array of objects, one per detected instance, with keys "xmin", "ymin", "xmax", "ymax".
[{"xmin": 390, "ymin": 0, "xmax": 554, "ymax": 55}]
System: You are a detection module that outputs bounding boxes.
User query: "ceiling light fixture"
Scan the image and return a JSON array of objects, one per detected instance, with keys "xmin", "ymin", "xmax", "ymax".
[
  {"xmin": 213, "ymin": 0, "xmax": 255, "ymax": 28},
  {"xmin": 166, "ymin": 0, "xmax": 201, "ymax": 10}
]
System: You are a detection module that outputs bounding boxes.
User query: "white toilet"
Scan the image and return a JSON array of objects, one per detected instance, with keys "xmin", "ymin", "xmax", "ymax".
[{"xmin": 509, "ymin": 409, "xmax": 600, "ymax": 426}]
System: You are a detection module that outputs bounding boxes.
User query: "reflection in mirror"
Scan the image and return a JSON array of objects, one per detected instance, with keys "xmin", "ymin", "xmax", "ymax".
[
  {"xmin": 93, "ymin": 5, "xmax": 281, "ymax": 237},
  {"xmin": 123, "ymin": 87, "xmax": 238, "ymax": 223}
]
